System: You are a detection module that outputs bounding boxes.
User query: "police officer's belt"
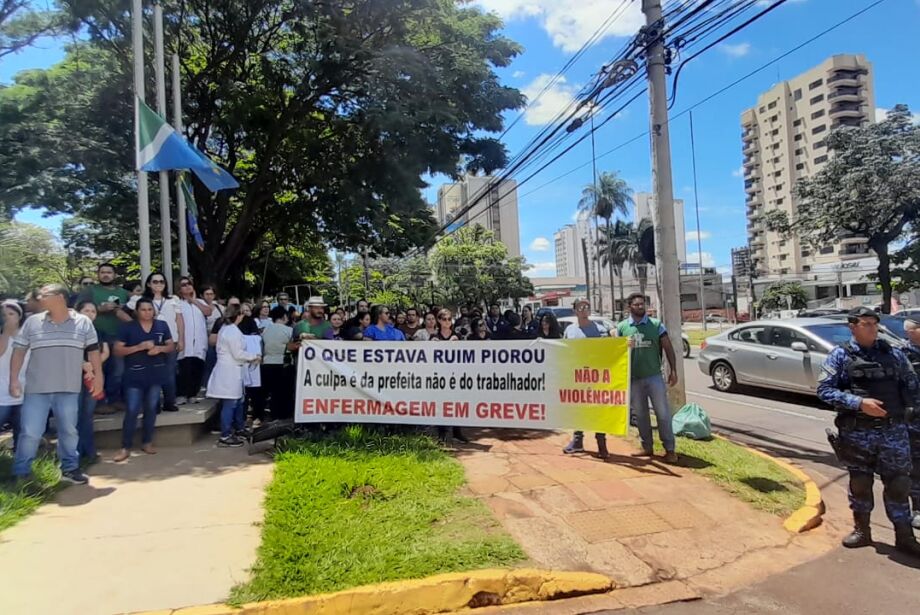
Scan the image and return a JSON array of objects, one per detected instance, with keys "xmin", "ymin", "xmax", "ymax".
[{"xmin": 835, "ymin": 414, "xmax": 905, "ymax": 430}]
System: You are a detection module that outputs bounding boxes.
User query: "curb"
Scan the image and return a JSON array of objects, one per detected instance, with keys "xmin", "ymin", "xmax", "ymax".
[
  {"xmin": 713, "ymin": 434, "xmax": 825, "ymax": 533},
  {"xmin": 135, "ymin": 569, "xmax": 614, "ymax": 615}
]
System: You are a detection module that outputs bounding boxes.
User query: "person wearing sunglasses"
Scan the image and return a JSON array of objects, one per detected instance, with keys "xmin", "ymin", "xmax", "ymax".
[{"xmin": 363, "ymin": 305, "xmax": 406, "ymax": 341}]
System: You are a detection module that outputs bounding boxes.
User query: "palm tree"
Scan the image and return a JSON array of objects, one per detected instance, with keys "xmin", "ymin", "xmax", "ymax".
[
  {"xmin": 595, "ymin": 217, "xmax": 653, "ymax": 315},
  {"xmin": 579, "ymin": 171, "xmax": 632, "ymax": 315}
]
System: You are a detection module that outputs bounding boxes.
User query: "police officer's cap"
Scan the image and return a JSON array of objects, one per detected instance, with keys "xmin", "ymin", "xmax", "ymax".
[{"xmin": 847, "ymin": 306, "xmax": 880, "ymax": 323}]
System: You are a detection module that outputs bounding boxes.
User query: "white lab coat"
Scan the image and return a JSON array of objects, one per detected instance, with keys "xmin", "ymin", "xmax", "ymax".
[
  {"xmin": 206, "ymin": 324, "xmax": 258, "ymax": 400},
  {"xmin": 179, "ymin": 301, "xmax": 208, "ymax": 360}
]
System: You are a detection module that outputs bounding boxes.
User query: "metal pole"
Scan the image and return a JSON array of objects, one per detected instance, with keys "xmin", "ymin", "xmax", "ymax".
[
  {"xmin": 642, "ymin": 0, "xmax": 685, "ymax": 405},
  {"xmin": 132, "ymin": 0, "xmax": 151, "ymax": 280},
  {"xmin": 154, "ymin": 2, "xmax": 172, "ymax": 280},
  {"xmin": 731, "ymin": 274, "xmax": 739, "ymax": 324},
  {"xmin": 172, "ymin": 53, "xmax": 188, "ymax": 276},
  {"xmin": 689, "ymin": 110, "xmax": 707, "ymax": 330},
  {"xmin": 590, "ymin": 113, "xmax": 604, "ymax": 316},
  {"xmin": 581, "ymin": 237, "xmax": 592, "ymax": 304}
]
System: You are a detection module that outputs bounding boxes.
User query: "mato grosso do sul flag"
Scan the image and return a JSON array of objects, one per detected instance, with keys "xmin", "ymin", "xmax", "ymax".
[
  {"xmin": 295, "ymin": 338, "xmax": 631, "ymax": 434},
  {"xmin": 135, "ymin": 97, "xmax": 239, "ymax": 192},
  {"xmin": 179, "ymin": 174, "xmax": 205, "ymax": 251}
]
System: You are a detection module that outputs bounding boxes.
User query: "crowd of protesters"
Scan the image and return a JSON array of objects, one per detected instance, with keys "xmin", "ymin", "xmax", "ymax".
[{"xmin": 0, "ymin": 263, "xmax": 680, "ymax": 486}]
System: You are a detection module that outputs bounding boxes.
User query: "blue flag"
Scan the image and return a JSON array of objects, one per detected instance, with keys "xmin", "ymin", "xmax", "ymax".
[
  {"xmin": 136, "ymin": 97, "xmax": 239, "ymax": 192},
  {"xmin": 180, "ymin": 175, "xmax": 206, "ymax": 251}
]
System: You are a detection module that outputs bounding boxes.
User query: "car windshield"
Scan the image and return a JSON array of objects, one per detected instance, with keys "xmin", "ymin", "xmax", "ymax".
[
  {"xmin": 881, "ymin": 317, "xmax": 907, "ymax": 339},
  {"xmin": 804, "ymin": 323, "xmax": 903, "ymax": 347},
  {"xmin": 552, "ymin": 308, "xmax": 575, "ymax": 318}
]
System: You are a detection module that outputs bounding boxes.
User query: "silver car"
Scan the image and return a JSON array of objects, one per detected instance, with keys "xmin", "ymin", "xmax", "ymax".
[{"xmin": 697, "ymin": 318, "xmax": 904, "ymax": 395}]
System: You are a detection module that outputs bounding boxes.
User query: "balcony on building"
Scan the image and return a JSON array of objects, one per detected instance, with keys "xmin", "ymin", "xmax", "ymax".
[
  {"xmin": 827, "ymin": 68, "xmax": 867, "ymax": 86},
  {"xmin": 744, "ymin": 179, "xmax": 759, "ymax": 194},
  {"xmin": 828, "ymin": 86, "xmax": 862, "ymax": 102},
  {"xmin": 742, "ymin": 140, "xmax": 757, "ymax": 155},
  {"xmin": 829, "ymin": 101, "xmax": 864, "ymax": 119}
]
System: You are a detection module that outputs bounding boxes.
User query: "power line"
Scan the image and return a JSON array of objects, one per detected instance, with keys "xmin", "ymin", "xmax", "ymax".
[{"xmin": 518, "ymin": 0, "xmax": 888, "ymax": 201}]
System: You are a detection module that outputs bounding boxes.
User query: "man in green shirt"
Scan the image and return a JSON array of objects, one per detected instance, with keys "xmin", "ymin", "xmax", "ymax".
[
  {"xmin": 291, "ymin": 296, "xmax": 334, "ymax": 342},
  {"xmin": 616, "ymin": 293, "xmax": 678, "ymax": 463},
  {"xmin": 78, "ymin": 262, "xmax": 132, "ymax": 407}
]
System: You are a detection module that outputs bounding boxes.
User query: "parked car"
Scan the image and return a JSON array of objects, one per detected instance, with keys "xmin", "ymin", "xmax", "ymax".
[
  {"xmin": 557, "ymin": 316, "xmax": 693, "ymax": 358},
  {"xmin": 797, "ymin": 308, "xmax": 848, "ymax": 317},
  {"xmin": 535, "ymin": 306, "xmax": 575, "ymax": 321},
  {"xmin": 705, "ymin": 314, "xmax": 729, "ymax": 323},
  {"xmin": 809, "ymin": 313, "xmax": 909, "ymax": 340},
  {"xmin": 698, "ymin": 318, "xmax": 905, "ymax": 395}
]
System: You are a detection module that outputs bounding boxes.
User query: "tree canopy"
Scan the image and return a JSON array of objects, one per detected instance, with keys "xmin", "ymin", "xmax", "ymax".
[
  {"xmin": 758, "ymin": 281, "xmax": 807, "ymax": 312},
  {"xmin": 0, "ymin": 0, "xmax": 524, "ymax": 292},
  {"xmin": 764, "ymin": 105, "xmax": 920, "ymax": 312}
]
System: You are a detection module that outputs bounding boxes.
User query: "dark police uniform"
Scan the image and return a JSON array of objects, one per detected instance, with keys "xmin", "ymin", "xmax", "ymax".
[
  {"xmin": 816, "ymin": 307, "xmax": 920, "ymax": 553},
  {"xmin": 904, "ymin": 339, "xmax": 920, "ymax": 524}
]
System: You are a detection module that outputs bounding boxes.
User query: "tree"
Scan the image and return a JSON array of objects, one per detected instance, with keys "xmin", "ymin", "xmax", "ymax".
[
  {"xmin": 891, "ymin": 226, "xmax": 920, "ymax": 292},
  {"xmin": 0, "ymin": 0, "xmax": 63, "ymax": 60},
  {"xmin": 759, "ymin": 281, "xmax": 807, "ymax": 312},
  {"xmin": 595, "ymin": 217, "xmax": 652, "ymax": 314},
  {"xmin": 764, "ymin": 105, "xmax": 920, "ymax": 313},
  {"xmin": 429, "ymin": 225, "xmax": 533, "ymax": 308},
  {"xmin": 0, "ymin": 0, "xmax": 524, "ymax": 291},
  {"xmin": 0, "ymin": 220, "xmax": 77, "ymax": 297},
  {"xmin": 579, "ymin": 171, "xmax": 632, "ymax": 315}
]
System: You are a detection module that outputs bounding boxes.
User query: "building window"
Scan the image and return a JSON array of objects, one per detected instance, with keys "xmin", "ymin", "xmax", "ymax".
[
  {"xmin": 811, "ymin": 109, "xmax": 825, "ymax": 119},
  {"xmin": 768, "ymin": 101, "xmax": 777, "ymax": 109},
  {"xmin": 774, "ymin": 171, "xmax": 782, "ymax": 178},
  {"xmin": 813, "ymin": 140, "xmax": 826, "ymax": 150},
  {"xmin": 793, "ymin": 118, "xmax": 802, "ymax": 126},
  {"xmin": 815, "ymin": 155, "xmax": 828, "ymax": 164},
  {"xmin": 775, "ymin": 198, "xmax": 784, "ymax": 205},
  {"xmin": 680, "ymin": 293, "xmax": 697, "ymax": 303},
  {"xmin": 801, "ymin": 250, "xmax": 811, "ymax": 258},
  {"xmin": 794, "ymin": 133, "xmax": 803, "ymax": 141},
  {"xmin": 794, "ymin": 148, "xmax": 804, "ymax": 155},
  {"xmin": 809, "ymin": 79, "xmax": 823, "ymax": 90},
  {"xmin": 810, "ymin": 94, "xmax": 824, "ymax": 104},
  {"xmin": 812, "ymin": 124, "xmax": 826, "ymax": 134},
  {"xmin": 795, "ymin": 162, "xmax": 805, "ymax": 170},
  {"xmin": 771, "ymin": 128, "xmax": 779, "ymax": 136},
  {"xmin": 779, "ymin": 254, "xmax": 788, "ymax": 261},
  {"xmin": 773, "ymin": 143, "xmax": 781, "ymax": 150},
  {"xmin": 780, "ymin": 268, "xmax": 789, "ymax": 275},
  {"xmin": 794, "ymin": 89, "xmax": 802, "ymax": 101},
  {"xmin": 803, "ymin": 265, "xmax": 811, "ymax": 272},
  {"xmin": 759, "ymin": 106, "xmax": 766, "ymax": 113},
  {"xmin": 820, "ymin": 245, "xmax": 834, "ymax": 254}
]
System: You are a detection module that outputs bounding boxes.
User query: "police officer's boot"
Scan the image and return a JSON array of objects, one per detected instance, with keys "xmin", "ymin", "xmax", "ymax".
[
  {"xmin": 894, "ymin": 524, "xmax": 920, "ymax": 558},
  {"xmin": 842, "ymin": 512, "xmax": 872, "ymax": 548},
  {"xmin": 595, "ymin": 434, "xmax": 609, "ymax": 460}
]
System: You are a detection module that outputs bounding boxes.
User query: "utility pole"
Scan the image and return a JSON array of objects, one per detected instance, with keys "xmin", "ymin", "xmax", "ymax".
[
  {"xmin": 581, "ymin": 237, "xmax": 592, "ymax": 304},
  {"xmin": 172, "ymin": 53, "xmax": 188, "ymax": 276},
  {"xmin": 730, "ymin": 274, "xmax": 739, "ymax": 324},
  {"xmin": 642, "ymin": 0, "xmax": 685, "ymax": 405},
  {"xmin": 689, "ymin": 111, "xmax": 707, "ymax": 331},
  {"xmin": 132, "ymin": 0, "xmax": 151, "ymax": 280},
  {"xmin": 589, "ymin": 112, "xmax": 604, "ymax": 316},
  {"xmin": 154, "ymin": 1, "xmax": 172, "ymax": 281}
]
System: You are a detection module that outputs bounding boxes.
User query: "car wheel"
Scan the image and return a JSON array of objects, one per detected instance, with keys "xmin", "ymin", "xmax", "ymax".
[
  {"xmin": 711, "ymin": 362, "xmax": 737, "ymax": 392},
  {"xmin": 683, "ymin": 340, "xmax": 691, "ymax": 358}
]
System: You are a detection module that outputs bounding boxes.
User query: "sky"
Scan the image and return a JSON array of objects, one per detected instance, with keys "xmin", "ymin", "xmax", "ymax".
[{"xmin": 5, "ymin": 0, "xmax": 920, "ymax": 276}]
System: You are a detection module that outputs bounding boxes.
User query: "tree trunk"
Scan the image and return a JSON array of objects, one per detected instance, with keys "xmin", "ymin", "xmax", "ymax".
[
  {"xmin": 617, "ymin": 267, "xmax": 625, "ymax": 319},
  {"xmin": 594, "ymin": 214, "xmax": 603, "ymax": 314},
  {"xmin": 638, "ymin": 265, "xmax": 647, "ymax": 299},
  {"xmin": 873, "ymin": 241, "xmax": 893, "ymax": 314},
  {"xmin": 607, "ymin": 217, "xmax": 615, "ymax": 317}
]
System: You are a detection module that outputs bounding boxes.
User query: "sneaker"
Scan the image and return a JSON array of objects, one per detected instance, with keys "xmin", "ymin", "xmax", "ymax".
[
  {"xmin": 60, "ymin": 469, "xmax": 89, "ymax": 485},
  {"xmin": 218, "ymin": 435, "xmax": 245, "ymax": 448},
  {"xmin": 662, "ymin": 451, "xmax": 679, "ymax": 464},
  {"xmin": 563, "ymin": 436, "xmax": 585, "ymax": 454},
  {"xmin": 912, "ymin": 512, "xmax": 920, "ymax": 530},
  {"xmin": 162, "ymin": 404, "xmax": 180, "ymax": 412},
  {"xmin": 175, "ymin": 396, "xmax": 188, "ymax": 406}
]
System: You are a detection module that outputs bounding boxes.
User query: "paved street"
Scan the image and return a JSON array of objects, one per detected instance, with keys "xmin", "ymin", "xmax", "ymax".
[{"xmin": 624, "ymin": 356, "xmax": 920, "ymax": 613}]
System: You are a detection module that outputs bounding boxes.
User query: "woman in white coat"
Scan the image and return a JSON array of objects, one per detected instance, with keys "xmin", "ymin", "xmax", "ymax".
[{"xmin": 207, "ymin": 304, "xmax": 260, "ymax": 448}]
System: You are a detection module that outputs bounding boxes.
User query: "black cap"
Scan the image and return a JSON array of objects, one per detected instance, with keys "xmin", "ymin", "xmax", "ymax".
[{"xmin": 847, "ymin": 306, "xmax": 880, "ymax": 323}]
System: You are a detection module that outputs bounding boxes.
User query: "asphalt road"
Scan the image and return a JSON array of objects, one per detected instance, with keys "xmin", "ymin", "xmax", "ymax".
[{"xmin": 620, "ymin": 356, "xmax": 920, "ymax": 614}]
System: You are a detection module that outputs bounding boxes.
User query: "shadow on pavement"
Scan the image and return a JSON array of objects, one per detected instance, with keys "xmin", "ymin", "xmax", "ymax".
[
  {"xmin": 741, "ymin": 476, "xmax": 790, "ymax": 493},
  {"xmin": 673, "ymin": 453, "xmax": 713, "ymax": 470},
  {"xmin": 713, "ymin": 423, "xmax": 841, "ymax": 471},
  {"xmin": 711, "ymin": 384, "xmax": 830, "ymax": 410},
  {"xmin": 874, "ymin": 542, "xmax": 920, "ymax": 570},
  {"xmin": 54, "ymin": 485, "xmax": 116, "ymax": 507}
]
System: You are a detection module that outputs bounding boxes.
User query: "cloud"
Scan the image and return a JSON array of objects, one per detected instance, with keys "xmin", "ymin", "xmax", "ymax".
[
  {"xmin": 732, "ymin": 165, "xmax": 744, "ymax": 177},
  {"xmin": 528, "ymin": 261, "xmax": 558, "ymax": 277},
  {"xmin": 875, "ymin": 107, "xmax": 920, "ymax": 124},
  {"xmin": 521, "ymin": 74, "xmax": 577, "ymax": 125},
  {"xmin": 685, "ymin": 230, "xmax": 711, "ymax": 242},
  {"xmin": 529, "ymin": 236, "xmax": 551, "ymax": 251},
  {"xmin": 685, "ymin": 251, "xmax": 716, "ymax": 268},
  {"xmin": 476, "ymin": 1, "xmax": 645, "ymax": 52},
  {"xmin": 719, "ymin": 42, "xmax": 751, "ymax": 58},
  {"xmin": 512, "ymin": 70, "xmax": 526, "ymax": 78}
]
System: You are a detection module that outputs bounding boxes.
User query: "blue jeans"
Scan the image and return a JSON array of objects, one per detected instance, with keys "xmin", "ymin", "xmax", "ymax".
[
  {"xmin": 220, "ymin": 398, "xmax": 245, "ymax": 438},
  {"xmin": 123, "ymin": 385, "xmax": 161, "ymax": 450},
  {"xmin": 0, "ymin": 404, "xmax": 21, "ymax": 450},
  {"xmin": 102, "ymin": 332, "xmax": 124, "ymax": 404},
  {"xmin": 630, "ymin": 374, "xmax": 676, "ymax": 453},
  {"xmin": 77, "ymin": 389, "xmax": 98, "ymax": 460},
  {"xmin": 14, "ymin": 392, "xmax": 80, "ymax": 477},
  {"xmin": 162, "ymin": 350, "xmax": 178, "ymax": 408}
]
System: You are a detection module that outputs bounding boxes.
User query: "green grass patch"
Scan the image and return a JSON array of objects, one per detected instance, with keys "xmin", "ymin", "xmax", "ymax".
[
  {"xmin": 685, "ymin": 328, "xmax": 722, "ymax": 347},
  {"xmin": 230, "ymin": 426, "xmax": 525, "ymax": 603},
  {"xmin": 656, "ymin": 435, "xmax": 804, "ymax": 517},
  {"xmin": 0, "ymin": 451, "xmax": 62, "ymax": 532}
]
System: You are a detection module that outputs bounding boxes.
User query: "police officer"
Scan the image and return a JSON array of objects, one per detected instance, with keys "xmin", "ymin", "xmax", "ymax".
[
  {"xmin": 901, "ymin": 317, "xmax": 920, "ymax": 529},
  {"xmin": 817, "ymin": 306, "xmax": 920, "ymax": 555}
]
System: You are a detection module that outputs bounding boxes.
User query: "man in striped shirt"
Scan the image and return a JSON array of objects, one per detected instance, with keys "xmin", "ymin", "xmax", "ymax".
[{"xmin": 9, "ymin": 284, "xmax": 104, "ymax": 485}]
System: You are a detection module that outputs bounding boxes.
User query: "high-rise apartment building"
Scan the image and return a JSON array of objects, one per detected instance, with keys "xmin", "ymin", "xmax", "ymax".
[
  {"xmin": 741, "ymin": 54, "xmax": 874, "ymax": 276},
  {"xmin": 553, "ymin": 224, "xmax": 586, "ymax": 278},
  {"xmin": 731, "ymin": 246, "xmax": 752, "ymax": 281},
  {"xmin": 436, "ymin": 175, "xmax": 521, "ymax": 257},
  {"xmin": 634, "ymin": 192, "xmax": 687, "ymax": 263}
]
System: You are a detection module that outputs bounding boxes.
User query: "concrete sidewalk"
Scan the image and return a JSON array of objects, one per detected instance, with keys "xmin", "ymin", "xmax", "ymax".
[
  {"xmin": 456, "ymin": 429, "xmax": 838, "ymax": 611},
  {"xmin": 0, "ymin": 444, "xmax": 272, "ymax": 615}
]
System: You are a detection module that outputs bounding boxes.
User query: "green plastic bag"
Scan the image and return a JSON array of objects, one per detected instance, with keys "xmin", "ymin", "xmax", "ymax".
[{"xmin": 671, "ymin": 402, "xmax": 712, "ymax": 440}]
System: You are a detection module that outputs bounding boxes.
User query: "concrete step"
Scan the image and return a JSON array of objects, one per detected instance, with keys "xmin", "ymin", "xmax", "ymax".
[{"xmin": 92, "ymin": 399, "xmax": 220, "ymax": 448}]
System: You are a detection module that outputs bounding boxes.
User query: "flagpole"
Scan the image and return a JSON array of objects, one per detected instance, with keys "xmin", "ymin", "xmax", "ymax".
[
  {"xmin": 172, "ymin": 53, "xmax": 188, "ymax": 276},
  {"xmin": 154, "ymin": 1, "xmax": 173, "ymax": 282},
  {"xmin": 132, "ymin": 0, "xmax": 151, "ymax": 281}
]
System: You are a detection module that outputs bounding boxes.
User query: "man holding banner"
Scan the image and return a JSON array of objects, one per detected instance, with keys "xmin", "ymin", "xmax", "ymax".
[{"xmin": 617, "ymin": 293, "xmax": 679, "ymax": 463}]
